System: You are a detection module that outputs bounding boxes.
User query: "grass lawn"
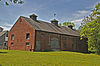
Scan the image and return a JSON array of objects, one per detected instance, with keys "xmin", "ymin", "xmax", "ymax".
[{"xmin": 0, "ymin": 50, "xmax": 100, "ymax": 66}]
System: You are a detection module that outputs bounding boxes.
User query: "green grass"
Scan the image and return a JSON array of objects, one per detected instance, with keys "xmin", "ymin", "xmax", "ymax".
[{"xmin": 0, "ymin": 50, "xmax": 100, "ymax": 66}]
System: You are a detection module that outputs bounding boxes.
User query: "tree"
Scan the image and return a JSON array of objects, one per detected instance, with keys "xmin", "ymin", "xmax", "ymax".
[
  {"xmin": 80, "ymin": 3, "xmax": 100, "ymax": 54},
  {"xmin": 0, "ymin": 0, "xmax": 24, "ymax": 6},
  {"xmin": 59, "ymin": 22, "xmax": 75, "ymax": 27},
  {"xmin": 63, "ymin": 22, "xmax": 75, "ymax": 27},
  {"xmin": 58, "ymin": 23, "xmax": 62, "ymax": 26}
]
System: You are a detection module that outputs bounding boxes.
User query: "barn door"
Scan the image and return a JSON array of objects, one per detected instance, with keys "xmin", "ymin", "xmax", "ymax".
[
  {"xmin": 50, "ymin": 38, "xmax": 60, "ymax": 51},
  {"xmin": 35, "ymin": 41, "xmax": 40, "ymax": 51}
]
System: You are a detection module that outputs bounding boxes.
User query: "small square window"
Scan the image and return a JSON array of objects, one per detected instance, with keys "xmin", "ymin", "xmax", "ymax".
[
  {"xmin": 26, "ymin": 43, "xmax": 30, "ymax": 46},
  {"xmin": 41, "ymin": 34, "xmax": 45, "ymax": 38},
  {"xmin": 26, "ymin": 33, "xmax": 30, "ymax": 40},
  {"xmin": 11, "ymin": 43, "xmax": 14, "ymax": 46},
  {"xmin": 11, "ymin": 34, "xmax": 14, "ymax": 40},
  {"xmin": 63, "ymin": 37, "xmax": 66, "ymax": 40}
]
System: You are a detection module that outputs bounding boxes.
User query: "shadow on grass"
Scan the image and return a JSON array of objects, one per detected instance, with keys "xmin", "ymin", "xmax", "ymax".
[
  {"xmin": 0, "ymin": 64, "xmax": 2, "ymax": 66},
  {"xmin": 0, "ymin": 52, "xmax": 8, "ymax": 53},
  {"xmin": 42, "ymin": 50, "xmax": 95, "ymax": 54},
  {"xmin": 66, "ymin": 50, "xmax": 95, "ymax": 54},
  {"xmin": 88, "ymin": 51, "xmax": 95, "ymax": 54},
  {"xmin": 34, "ymin": 49, "xmax": 96, "ymax": 54}
]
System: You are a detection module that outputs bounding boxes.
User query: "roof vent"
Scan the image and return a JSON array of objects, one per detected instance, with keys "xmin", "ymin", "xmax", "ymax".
[
  {"xmin": 0, "ymin": 27, "xmax": 3, "ymax": 32},
  {"xmin": 30, "ymin": 14, "xmax": 37, "ymax": 21},
  {"xmin": 51, "ymin": 19, "xmax": 58, "ymax": 26}
]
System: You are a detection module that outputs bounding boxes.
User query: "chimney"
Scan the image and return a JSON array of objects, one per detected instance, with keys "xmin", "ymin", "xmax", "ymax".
[
  {"xmin": 0, "ymin": 27, "xmax": 3, "ymax": 32},
  {"xmin": 30, "ymin": 14, "xmax": 37, "ymax": 21},
  {"xmin": 51, "ymin": 19, "xmax": 58, "ymax": 26},
  {"xmin": 68, "ymin": 25, "xmax": 73, "ymax": 29}
]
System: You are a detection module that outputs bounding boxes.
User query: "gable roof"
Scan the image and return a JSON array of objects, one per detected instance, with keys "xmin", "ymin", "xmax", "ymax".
[
  {"xmin": 22, "ymin": 16, "xmax": 80, "ymax": 36},
  {"xmin": 0, "ymin": 31, "xmax": 8, "ymax": 37}
]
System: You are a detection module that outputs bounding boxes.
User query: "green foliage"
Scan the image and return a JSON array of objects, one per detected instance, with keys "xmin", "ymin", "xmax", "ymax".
[
  {"xmin": 58, "ymin": 23, "xmax": 62, "ymax": 26},
  {"xmin": 63, "ymin": 22, "xmax": 75, "ymax": 27},
  {"xmin": 0, "ymin": 0, "xmax": 24, "ymax": 6},
  {"xmin": 80, "ymin": 19, "xmax": 100, "ymax": 50},
  {"xmin": 59, "ymin": 22, "xmax": 75, "ymax": 27},
  {"xmin": 80, "ymin": 3, "xmax": 100, "ymax": 54},
  {"xmin": 0, "ymin": 50, "xmax": 100, "ymax": 66}
]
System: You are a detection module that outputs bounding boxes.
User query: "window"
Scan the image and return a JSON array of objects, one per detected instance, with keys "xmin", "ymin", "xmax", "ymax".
[
  {"xmin": 4, "ymin": 43, "xmax": 6, "ymax": 46},
  {"xmin": 11, "ymin": 43, "xmax": 14, "ymax": 46},
  {"xmin": 6, "ymin": 33, "xmax": 8, "ymax": 37},
  {"xmin": 41, "ymin": 34, "xmax": 45, "ymax": 38},
  {"xmin": 63, "ymin": 43, "xmax": 67, "ymax": 48},
  {"xmin": 63, "ymin": 37, "xmax": 66, "ymax": 40},
  {"xmin": 11, "ymin": 34, "xmax": 14, "ymax": 40},
  {"xmin": 26, "ymin": 33, "xmax": 30, "ymax": 40},
  {"xmin": 26, "ymin": 42, "xmax": 30, "ymax": 46}
]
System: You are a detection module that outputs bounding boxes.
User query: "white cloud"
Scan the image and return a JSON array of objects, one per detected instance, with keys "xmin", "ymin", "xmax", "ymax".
[
  {"xmin": 0, "ymin": 22, "xmax": 13, "ymax": 30},
  {"xmin": 71, "ymin": 19, "xmax": 83, "ymax": 23},
  {"xmin": 73, "ymin": 10, "xmax": 90, "ymax": 17},
  {"xmin": 78, "ymin": 10, "xmax": 89, "ymax": 14},
  {"xmin": 4, "ymin": 23, "xmax": 13, "ymax": 27},
  {"xmin": 0, "ymin": 26, "xmax": 11, "ymax": 31},
  {"xmin": 71, "ymin": 19, "xmax": 83, "ymax": 29}
]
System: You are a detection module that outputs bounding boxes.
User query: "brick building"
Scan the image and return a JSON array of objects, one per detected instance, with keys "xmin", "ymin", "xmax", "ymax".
[
  {"xmin": 0, "ymin": 27, "xmax": 8, "ymax": 49},
  {"xmin": 8, "ymin": 14, "xmax": 88, "ymax": 52}
]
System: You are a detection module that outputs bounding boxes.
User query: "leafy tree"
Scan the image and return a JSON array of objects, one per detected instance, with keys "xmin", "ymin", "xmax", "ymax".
[
  {"xmin": 80, "ymin": 3, "xmax": 100, "ymax": 54},
  {"xmin": 63, "ymin": 22, "xmax": 75, "ymax": 27},
  {"xmin": 58, "ymin": 23, "xmax": 62, "ymax": 26},
  {"xmin": 59, "ymin": 22, "xmax": 75, "ymax": 27},
  {"xmin": 0, "ymin": 0, "xmax": 24, "ymax": 6}
]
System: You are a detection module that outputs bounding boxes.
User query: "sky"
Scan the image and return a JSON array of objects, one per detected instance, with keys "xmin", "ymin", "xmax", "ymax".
[{"xmin": 0, "ymin": 0, "xmax": 100, "ymax": 30}]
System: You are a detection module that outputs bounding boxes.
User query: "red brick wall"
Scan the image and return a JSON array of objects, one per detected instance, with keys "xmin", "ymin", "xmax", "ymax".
[
  {"xmin": 35, "ymin": 31, "xmax": 61, "ymax": 51},
  {"xmin": 61, "ymin": 36, "xmax": 73, "ymax": 51},
  {"xmin": 61, "ymin": 36, "xmax": 88, "ymax": 52},
  {"xmin": 35, "ymin": 31, "xmax": 88, "ymax": 52},
  {"xmin": 8, "ymin": 16, "xmax": 88, "ymax": 52},
  {"xmin": 8, "ymin": 17, "xmax": 35, "ymax": 51}
]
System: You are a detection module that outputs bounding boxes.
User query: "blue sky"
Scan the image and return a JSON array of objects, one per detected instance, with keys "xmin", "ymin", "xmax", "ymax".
[{"xmin": 0, "ymin": 0, "xmax": 99, "ymax": 30}]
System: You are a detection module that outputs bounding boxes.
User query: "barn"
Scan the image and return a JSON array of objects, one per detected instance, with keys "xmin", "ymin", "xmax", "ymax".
[{"xmin": 8, "ymin": 14, "xmax": 88, "ymax": 52}]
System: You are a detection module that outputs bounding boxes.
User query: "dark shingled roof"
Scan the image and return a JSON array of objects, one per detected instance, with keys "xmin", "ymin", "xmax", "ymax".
[{"xmin": 22, "ymin": 16, "xmax": 80, "ymax": 36}]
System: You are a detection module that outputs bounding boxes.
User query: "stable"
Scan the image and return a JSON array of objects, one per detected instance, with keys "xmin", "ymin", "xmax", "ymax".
[{"xmin": 8, "ymin": 14, "xmax": 88, "ymax": 52}]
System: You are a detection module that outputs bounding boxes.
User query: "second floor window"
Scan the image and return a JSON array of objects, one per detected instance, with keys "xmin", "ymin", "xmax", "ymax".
[
  {"xmin": 41, "ymin": 34, "xmax": 45, "ymax": 38},
  {"xmin": 63, "ymin": 37, "xmax": 66, "ymax": 40},
  {"xmin": 26, "ymin": 33, "xmax": 30, "ymax": 40},
  {"xmin": 11, "ymin": 34, "xmax": 14, "ymax": 40}
]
